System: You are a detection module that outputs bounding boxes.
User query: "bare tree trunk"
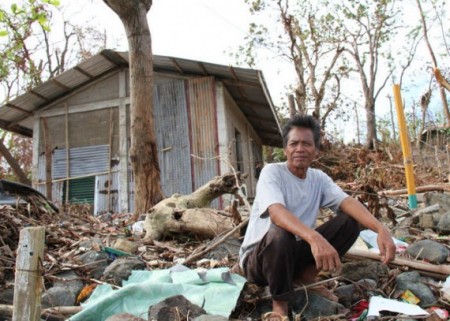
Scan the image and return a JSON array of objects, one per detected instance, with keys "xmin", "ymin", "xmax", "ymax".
[
  {"xmin": 416, "ymin": 0, "xmax": 450, "ymax": 126},
  {"xmin": 0, "ymin": 139, "xmax": 30, "ymax": 185},
  {"xmin": 365, "ymin": 102, "xmax": 377, "ymax": 149},
  {"xmin": 103, "ymin": 0, "xmax": 163, "ymax": 217},
  {"xmin": 288, "ymin": 94, "xmax": 296, "ymax": 117},
  {"xmin": 387, "ymin": 95, "xmax": 396, "ymax": 143}
]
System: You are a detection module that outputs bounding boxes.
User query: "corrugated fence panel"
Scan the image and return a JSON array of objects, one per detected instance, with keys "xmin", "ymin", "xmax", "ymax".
[
  {"xmin": 94, "ymin": 171, "xmax": 119, "ymax": 215},
  {"xmin": 53, "ymin": 145, "xmax": 109, "ymax": 179},
  {"xmin": 187, "ymin": 77, "xmax": 219, "ymax": 194},
  {"xmin": 37, "ymin": 155, "xmax": 64, "ymax": 204},
  {"xmin": 154, "ymin": 79, "xmax": 192, "ymax": 196}
]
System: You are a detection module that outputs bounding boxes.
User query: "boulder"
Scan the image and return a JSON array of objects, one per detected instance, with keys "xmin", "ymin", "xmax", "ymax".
[
  {"xmin": 77, "ymin": 251, "xmax": 111, "ymax": 279},
  {"xmin": 437, "ymin": 213, "xmax": 450, "ymax": 234},
  {"xmin": 148, "ymin": 295, "xmax": 206, "ymax": 321},
  {"xmin": 291, "ymin": 291, "xmax": 347, "ymax": 320},
  {"xmin": 341, "ymin": 260, "xmax": 389, "ymax": 282},
  {"xmin": 103, "ymin": 257, "xmax": 147, "ymax": 286},
  {"xmin": 395, "ymin": 271, "xmax": 437, "ymax": 307},
  {"xmin": 406, "ymin": 240, "xmax": 449, "ymax": 264}
]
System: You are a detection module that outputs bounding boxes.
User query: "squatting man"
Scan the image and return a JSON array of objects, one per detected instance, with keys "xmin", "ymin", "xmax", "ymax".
[{"xmin": 239, "ymin": 115, "xmax": 396, "ymax": 319}]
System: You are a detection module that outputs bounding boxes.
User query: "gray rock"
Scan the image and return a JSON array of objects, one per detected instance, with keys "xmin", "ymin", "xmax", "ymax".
[
  {"xmin": 148, "ymin": 295, "xmax": 206, "ymax": 321},
  {"xmin": 335, "ymin": 284, "xmax": 359, "ymax": 308},
  {"xmin": 356, "ymin": 278, "xmax": 377, "ymax": 290},
  {"xmin": 103, "ymin": 257, "xmax": 147, "ymax": 286},
  {"xmin": 406, "ymin": 240, "xmax": 449, "ymax": 264},
  {"xmin": 395, "ymin": 271, "xmax": 437, "ymax": 307},
  {"xmin": 77, "ymin": 251, "xmax": 110, "ymax": 279},
  {"xmin": 193, "ymin": 315, "xmax": 228, "ymax": 321},
  {"xmin": 341, "ymin": 260, "xmax": 389, "ymax": 282},
  {"xmin": 207, "ymin": 238, "xmax": 241, "ymax": 260},
  {"xmin": 106, "ymin": 313, "xmax": 146, "ymax": 321},
  {"xmin": 291, "ymin": 291, "xmax": 347, "ymax": 320},
  {"xmin": 417, "ymin": 204, "xmax": 440, "ymax": 215},
  {"xmin": 424, "ymin": 192, "xmax": 450, "ymax": 213},
  {"xmin": 335, "ymin": 279, "xmax": 378, "ymax": 308},
  {"xmin": 41, "ymin": 271, "xmax": 84, "ymax": 308},
  {"xmin": 437, "ymin": 213, "xmax": 450, "ymax": 233},
  {"xmin": 52, "ymin": 271, "xmax": 84, "ymax": 294},
  {"xmin": 42, "ymin": 286, "xmax": 77, "ymax": 308}
]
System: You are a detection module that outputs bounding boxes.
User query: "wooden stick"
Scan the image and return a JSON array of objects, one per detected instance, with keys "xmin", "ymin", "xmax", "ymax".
[
  {"xmin": 12, "ymin": 226, "xmax": 45, "ymax": 321},
  {"xmin": 41, "ymin": 306, "xmax": 82, "ymax": 316},
  {"xmin": 345, "ymin": 248, "xmax": 450, "ymax": 276},
  {"xmin": 261, "ymin": 277, "xmax": 341, "ymax": 300},
  {"xmin": 0, "ymin": 305, "xmax": 82, "ymax": 318},
  {"xmin": 65, "ymin": 103, "xmax": 70, "ymax": 205}
]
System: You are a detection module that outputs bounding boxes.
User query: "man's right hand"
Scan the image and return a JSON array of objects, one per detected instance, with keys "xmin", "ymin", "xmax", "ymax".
[
  {"xmin": 269, "ymin": 203, "xmax": 342, "ymax": 272},
  {"xmin": 308, "ymin": 232, "xmax": 341, "ymax": 272}
]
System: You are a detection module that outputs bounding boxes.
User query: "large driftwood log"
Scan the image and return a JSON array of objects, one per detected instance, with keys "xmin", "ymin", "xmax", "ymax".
[{"xmin": 143, "ymin": 172, "xmax": 247, "ymax": 240}]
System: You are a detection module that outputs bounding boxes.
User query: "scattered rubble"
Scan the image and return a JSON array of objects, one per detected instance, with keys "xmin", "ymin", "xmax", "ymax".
[{"xmin": 0, "ymin": 145, "xmax": 449, "ymax": 321}]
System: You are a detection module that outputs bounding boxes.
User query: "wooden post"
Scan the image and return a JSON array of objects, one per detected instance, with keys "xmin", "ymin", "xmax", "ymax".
[
  {"xmin": 41, "ymin": 118, "xmax": 52, "ymax": 200},
  {"xmin": 107, "ymin": 107, "xmax": 114, "ymax": 212},
  {"xmin": 12, "ymin": 226, "xmax": 45, "ymax": 321},
  {"xmin": 65, "ymin": 103, "xmax": 70, "ymax": 205}
]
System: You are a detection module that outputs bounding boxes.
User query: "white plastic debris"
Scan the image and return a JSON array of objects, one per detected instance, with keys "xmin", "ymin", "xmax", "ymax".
[
  {"xmin": 442, "ymin": 275, "xmax": 450, "ymax": 301},
  {"xmin": 131, "ymin": 221, "xmax": 144, "ymax": 236}
]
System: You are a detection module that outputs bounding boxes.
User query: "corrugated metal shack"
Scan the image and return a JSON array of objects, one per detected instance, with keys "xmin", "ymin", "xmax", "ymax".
[{"xmin": 0, "ymin": 50, "xmax": 282, "ymax": 214}]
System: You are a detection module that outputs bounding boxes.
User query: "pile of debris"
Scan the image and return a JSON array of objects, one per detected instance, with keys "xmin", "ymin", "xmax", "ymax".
[{"xmin": 0, "ymin": 145, "xmax": 449, "ymax": 321}]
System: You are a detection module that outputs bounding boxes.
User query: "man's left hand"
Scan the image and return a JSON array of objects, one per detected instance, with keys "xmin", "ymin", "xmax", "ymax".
[{"xmin": 377, "ymin": 227, "xmax": 396, "ymax": 264}]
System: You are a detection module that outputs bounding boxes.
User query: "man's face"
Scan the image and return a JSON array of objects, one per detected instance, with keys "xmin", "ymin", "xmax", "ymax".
[{"xmin": 284, "ymin": 127, "xmax": 317, "ymax": 172}]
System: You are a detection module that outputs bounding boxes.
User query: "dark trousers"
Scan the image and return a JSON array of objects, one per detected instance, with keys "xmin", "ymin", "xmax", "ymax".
[{"xmin": 243, "ymin": 214, "xmax": 359, "ymax": 302}]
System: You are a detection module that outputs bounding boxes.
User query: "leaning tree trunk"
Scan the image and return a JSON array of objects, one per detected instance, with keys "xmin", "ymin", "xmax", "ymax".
[
  {"xmin": 103, "ymin": 0, "xmax": 163, "ymax": 217},
  {"xmin": 0, "ymin": 139, "xmax": 30, "ymax": 185},
  {"xmin": 144, "ymin": 172, "xmax": 247, "ymax": 240}
]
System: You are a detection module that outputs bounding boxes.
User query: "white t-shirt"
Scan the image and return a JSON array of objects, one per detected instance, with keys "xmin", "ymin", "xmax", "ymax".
[{"xmin": 239, "ymin": 162, "xmax": 349, "ymax": 267}]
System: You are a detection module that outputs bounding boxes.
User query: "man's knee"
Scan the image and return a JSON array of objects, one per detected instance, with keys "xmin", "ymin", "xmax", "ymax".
[
  {"xmin": 265, "ymin": 224, "xmax": 296, "ymax": 248},
  {"xmin": 336, "ymin": 213, "xmax": 360, "ymax": 240}
]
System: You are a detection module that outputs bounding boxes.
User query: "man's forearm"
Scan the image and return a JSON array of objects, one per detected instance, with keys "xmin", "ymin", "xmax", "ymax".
[{"xmin": 339, "ymin": 197, "xmax": 387, "ymax": 233}]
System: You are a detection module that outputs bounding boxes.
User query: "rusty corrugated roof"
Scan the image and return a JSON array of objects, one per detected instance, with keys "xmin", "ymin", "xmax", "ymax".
[{"xmin": 0, "ymin": 49, "xmax": 282, "ymax": 147}]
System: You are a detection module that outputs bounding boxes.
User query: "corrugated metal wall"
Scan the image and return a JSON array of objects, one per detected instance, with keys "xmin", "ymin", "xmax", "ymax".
[
  {"xmin": 154, "ymin": 79, "xmax": 192, "ymax": 196},
  {"xmin": 187, "ymin": 77, "xmax": 219, "ymax": 191},
  {"xmin": 52, "ymin": 145, "xmax": 109, "ymax": 178}
]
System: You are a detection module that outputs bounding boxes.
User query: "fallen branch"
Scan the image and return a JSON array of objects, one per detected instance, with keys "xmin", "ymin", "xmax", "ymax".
[
  {"xmin": 0, "ymin": 305, "xmax": 82, "ymax": 318},
  {"xmin": 378, "ymin": 184, "xmax": 450, "ymax": 196},
  {"xmin": 42, "ymin": 306, "xmax": 82, "ymax": 316},
  {"xmin": 261, "ymin": 276, "xmax": 341, "ymax": 300},
  {"xmin": 183, "ymin": 217, "xmax": 249, "ymax": 265},
  {"xmin": 345, "ymin": 248, "xmax": 450, "ymax": 277}
]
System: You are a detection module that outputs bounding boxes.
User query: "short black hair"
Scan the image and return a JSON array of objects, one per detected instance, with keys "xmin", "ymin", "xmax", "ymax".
[{"xmin": 282, "ymin": 114, "xmax": 321, "ymax": 148}]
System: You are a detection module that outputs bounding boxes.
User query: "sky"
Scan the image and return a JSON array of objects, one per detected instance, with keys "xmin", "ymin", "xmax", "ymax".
[
  {"xmin": 70, "ymin": 0, "xmax": 296, "ymax": 110},
  {"xmin": 4, "ymin": 0, "xmax": 449, "ymax": 143}
]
